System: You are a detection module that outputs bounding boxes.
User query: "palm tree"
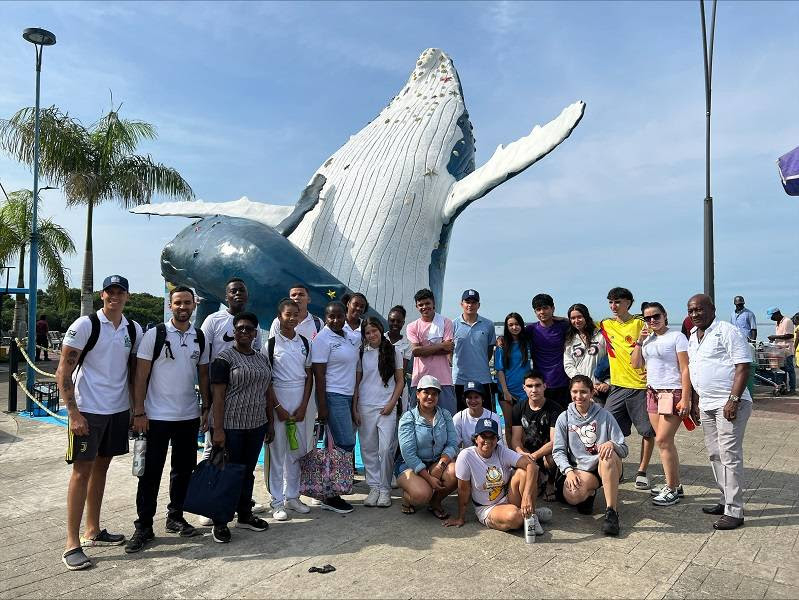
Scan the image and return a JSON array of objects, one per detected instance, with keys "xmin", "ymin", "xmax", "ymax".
[
  {"xmin": 0, "ymin": 102, "xmax": 194, "ymax": 315},
  {"xmin": 0, "ymin": 189, "xmax": 75, "ymax": 337}
]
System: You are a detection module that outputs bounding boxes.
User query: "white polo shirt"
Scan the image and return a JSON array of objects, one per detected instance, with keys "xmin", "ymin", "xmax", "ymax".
[
  {"xmin": 311, "ymin": 326, "xmax": 360, "ymax": 395},
  {"xmin": 200, "ymin": 308, "xmax": 263, "ymax": 362},
  {"xmin": 63, "ymin": 310, "xmax": 143, "ymax": 415},
  {"xmin": 688, "ymin": 319, "xmax": 752, "ymax": 411},
  {"xmin": 137, "ymin": 321, "xmax": 209, "ymax": 421},
  {"xmin": 268, "ymin": 312, "xmax": 322, "ymax": 341},
  {"xmin": 357, "ymin": 344, "xmax": 403, "ymax": 406},
  {"xmin": 269, "ymin": 331, "xmax": 312, "ymax": 388}
]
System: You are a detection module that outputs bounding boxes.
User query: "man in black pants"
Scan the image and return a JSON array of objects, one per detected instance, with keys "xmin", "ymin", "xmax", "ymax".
[{"xmin": 125, "ymin": 286, "xmax": 211, "ymax": 553}]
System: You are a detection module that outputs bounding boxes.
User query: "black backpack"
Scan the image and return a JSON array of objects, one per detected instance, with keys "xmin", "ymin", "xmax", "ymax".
[
  {"xmin": 150, "ymin": 323, "xmax": 206, "ymax": 363},
  {"xmin": 266, "ymin": 334, "xmax": 309, "ymax": 366},
  {"xmin": 77, "ymin": 313, "xmax": 139, "ymax": 369}
]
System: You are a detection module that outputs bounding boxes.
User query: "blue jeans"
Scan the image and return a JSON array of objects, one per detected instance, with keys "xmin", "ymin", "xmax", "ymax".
[
  {"xmin": 784, "ymin": 355, "xmax": 796, "ymax": 392},
  {"xmin": 326, "ymin": 392, "xmax": 355, "ymax": 452},
  {"xmin": 213, "ymin": 423, "xmax": 267, "ymax": 524}
]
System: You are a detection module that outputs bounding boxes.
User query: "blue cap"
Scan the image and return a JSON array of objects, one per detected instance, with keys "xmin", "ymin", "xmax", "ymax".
[
  {"xmin": 463, "ymin": 381, "xmax": 486, "ymax": 399},
  {"xmin": 473, "ymin": 417, "xmax": 499, "ymax": 438},
  {"xmin": 102, "ymin": 275, "xmax": 129, "ymax": 292},
  {"xmin": 461, "ymin": 289, "xmax": 480, "ymax": 301},
  {"xmin": 766, "ymin": 307, "xmax": 780, "ymax": 317}
]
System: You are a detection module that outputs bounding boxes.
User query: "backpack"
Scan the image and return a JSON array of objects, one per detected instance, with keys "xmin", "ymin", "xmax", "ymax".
[
  {"xmin": 77, "ymin": 313, "xmax": 139, "ymax": 369},
  {"xmin": 267, "ymin": 334, "xmax": 309, "ymax": 366},
  {"xmin": 312, "ymin": 316, "xmax": 322, "ymax": 333},
  {"xmin": 151, "ymin": 323, "xmax": 206, "ymax": 363}
]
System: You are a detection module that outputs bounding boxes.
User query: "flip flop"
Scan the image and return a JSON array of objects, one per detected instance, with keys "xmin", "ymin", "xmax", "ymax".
[
  {"xmin": 401, "ymin": 502, "xmax": 416, "ymax": 514},
  {"xmin": 427, "ymin": 506, "xmax": 450, "ymax": 520}
]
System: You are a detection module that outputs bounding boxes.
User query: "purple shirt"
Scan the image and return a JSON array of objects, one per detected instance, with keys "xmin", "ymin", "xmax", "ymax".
[{"xmin": 525, "ymin": 320, "xmax": 569, "ymax": 389}]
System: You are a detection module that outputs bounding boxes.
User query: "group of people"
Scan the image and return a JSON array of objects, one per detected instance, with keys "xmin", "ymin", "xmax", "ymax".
[{"xmin": 55, "ymin": 275, "xmax": 777, "ymax": 571}]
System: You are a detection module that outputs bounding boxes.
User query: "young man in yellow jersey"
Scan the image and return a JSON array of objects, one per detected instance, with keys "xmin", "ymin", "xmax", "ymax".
[{"xmin": 598, "ymin": 287, "xmax": 655, "ymax": 490}]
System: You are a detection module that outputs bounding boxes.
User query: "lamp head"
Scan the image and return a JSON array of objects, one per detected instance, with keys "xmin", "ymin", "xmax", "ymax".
[{"xmin": 23, "ymin": 28, "xmax": 56, "ymax": 46}]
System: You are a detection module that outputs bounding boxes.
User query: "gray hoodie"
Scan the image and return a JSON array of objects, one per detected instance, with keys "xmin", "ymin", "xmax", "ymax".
[{"xmin": 552, "ymin": 402, "xmax": 629, "ymax": 473}]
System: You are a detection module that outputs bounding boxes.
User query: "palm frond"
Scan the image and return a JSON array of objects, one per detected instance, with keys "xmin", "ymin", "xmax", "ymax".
[{"xmin": 108, "ymin": 154, "xmax": 194, "ymax": 208}]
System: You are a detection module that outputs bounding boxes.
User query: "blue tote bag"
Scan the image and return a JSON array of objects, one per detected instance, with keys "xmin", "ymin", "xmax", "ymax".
[{"xmin": 184, "ymin": 447, "xmax": 246, "ymax": 524}]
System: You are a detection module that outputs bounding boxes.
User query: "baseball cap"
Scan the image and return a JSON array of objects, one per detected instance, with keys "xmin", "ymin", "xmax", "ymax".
[
  {"xmin": 102, "ymin": 275, "xmax": 129, "ymax": 292},
  {"xmin": 473, "ymin": 417, "xmax": 499, "ymax": 438},
  {"xmin": 463, "ymin": 381, "xmax": 486, "ymax": 399},
  {"xmin": 417, "ymin": 375, "xmax": 442, "ymax": 392},
  {"xmin": 766, "ymin": 307, "xmax": 780, "ymax": 317},
  {"xmin": 461, "ymin": 289, "xmax": 480, "ymax": 302}
]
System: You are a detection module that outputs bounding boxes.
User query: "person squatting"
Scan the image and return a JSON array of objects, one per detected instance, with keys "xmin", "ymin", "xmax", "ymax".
[{"xmin": 57, "ymin": 278, "xmax": 758, "ymax": 570}]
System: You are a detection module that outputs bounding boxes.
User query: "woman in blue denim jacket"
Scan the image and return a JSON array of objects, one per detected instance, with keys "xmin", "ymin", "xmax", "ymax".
[{"xmin": 395, "ymin": 375, "xmax": 458, "ymax": 518}]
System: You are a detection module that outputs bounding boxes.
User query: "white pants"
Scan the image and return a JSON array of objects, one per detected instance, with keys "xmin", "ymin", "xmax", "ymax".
[
  {"xmin": 358, "ymin": 404, "xmax": 397, "ymax": 491},
  {"xmin": 303, "ymin": 382, "xmax": 318, "ymax": 453},
  {"xmin": 266, "ymin": 385, "xmax": 308, "ymax": 505}
]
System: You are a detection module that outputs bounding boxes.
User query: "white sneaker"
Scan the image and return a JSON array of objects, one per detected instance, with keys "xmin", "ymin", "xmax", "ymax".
[
  {"xmin": 652, "ymin": 486, "xmax": 680, "ymax": 507},
  {"xmin": 650, "ymin": 484, "xmax": 684, "ymax": 497},
  {"xmin": 286, "ymin": 498, "xmax": 311, "ymax": 514},
  {"xmin": 252, "ymin": 502, "xmax": 267, "ymax": 514},
  {"xmin": 363, "ymin": 488, "xmax": 380, "ymax": 507},
  {"xmin": 198, "ymin": 516, "xmax": 213, "ymax": 526},
  {"xmin": 535, "ymin": 507, "xmax": 552, "ymax": 523},
  {"xmin": 377, "ymin": 489, "xmax": 392, "ymax": 507},
  {"xmin": 272, "ymin": 505, "xmax": 289, "ymax": 521}
]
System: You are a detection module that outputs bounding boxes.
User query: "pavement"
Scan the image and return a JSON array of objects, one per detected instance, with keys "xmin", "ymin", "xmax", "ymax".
[{"xmin": 1, "ymin": 367, "xmax": 798, "ymax": 599}]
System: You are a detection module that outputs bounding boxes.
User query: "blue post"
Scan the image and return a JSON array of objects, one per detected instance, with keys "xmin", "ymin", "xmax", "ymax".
[{"xmin": 25, "ymin": 44, "xmax": 44, "ymax": 397}]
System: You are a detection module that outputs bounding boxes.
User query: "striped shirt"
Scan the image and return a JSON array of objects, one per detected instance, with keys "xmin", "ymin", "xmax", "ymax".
[{"xmin": 210, "ymin": 347, "xmax": 272, "ymax": 430}]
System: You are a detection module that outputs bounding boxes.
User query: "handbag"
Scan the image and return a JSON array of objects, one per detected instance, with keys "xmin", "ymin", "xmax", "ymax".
[
  {"xmin": 656, "ymin": 390, "xmax": 675, "ymax": 415},
  {"xmin": 299, "ymin": 423, "xmax": 354, "ymax": 499},
  {"xmin": 183, "ymin": 446, "xmax": 246, "ymax": 524}
]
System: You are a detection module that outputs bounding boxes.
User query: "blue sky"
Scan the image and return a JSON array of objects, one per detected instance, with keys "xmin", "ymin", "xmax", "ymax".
[{"xmin": 1, "ymin": 1, "xmax": 797, "ymax": 326}]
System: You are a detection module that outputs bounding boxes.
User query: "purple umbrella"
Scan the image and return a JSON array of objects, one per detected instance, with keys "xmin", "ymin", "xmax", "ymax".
[{"xmin": 777, "ymin": 145, "xmax": 799, "ymax": 196}]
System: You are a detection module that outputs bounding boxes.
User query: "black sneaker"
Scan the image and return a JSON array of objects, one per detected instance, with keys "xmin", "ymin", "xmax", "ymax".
[
  {"xmin": 165, "ymin": 517, "xmax": 199, "ymax": 538},
  {"xmin": 62, "ymin": 547, "xmax": 92, "ymax": 570},
  {"xmin": 236, "ymin": 515, "xmax": 269, "ymax": 531},
  {"xmin": 602, "ymin": 508, "xmax": 620, "ymax": 536},
  {"xmin": 124, "ymin": 528, "xmax": 154, "ymax": 554},
  {"xmin": 212, "ymin": 525, "xmax": 231, "ymax": 543},
  {"xmin": 575, "ymin": 492, "xmax": 596, "ymax": 515},
  {"xmin": 321, "ymin": 496, "xmax": 354, "ymax": 514},
  {"xmin": 81, "ymin": 528, "xmax": 125, "ymax": 547}
]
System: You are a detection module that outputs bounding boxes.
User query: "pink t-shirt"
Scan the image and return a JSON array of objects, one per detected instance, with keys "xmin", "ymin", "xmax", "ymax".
[
  {"xmin": 776, "ymin": 317, "xmax": 795, "ymax": 350},
  {"xmin": 406, "ymin": 313, "xmax": 454, "ymax": 386}
]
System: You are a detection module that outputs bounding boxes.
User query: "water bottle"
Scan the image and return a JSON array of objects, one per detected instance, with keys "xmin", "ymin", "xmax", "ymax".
[
  {"xmin": 132, "ymin": 433, "xmax": 147, "ymax": 477},
  {"xmin": 524, "ymin": 515, "xmax": 536, "ymax": 544},
  {"xmin": 286, "ymin": 419, "xmax": 299, "ymax": 451}
]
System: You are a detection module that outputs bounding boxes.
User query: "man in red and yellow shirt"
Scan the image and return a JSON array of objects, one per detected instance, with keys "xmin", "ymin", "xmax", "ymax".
[{"xmin": 599, "ymin": 287, "xmax": 655, "ymax": 491}]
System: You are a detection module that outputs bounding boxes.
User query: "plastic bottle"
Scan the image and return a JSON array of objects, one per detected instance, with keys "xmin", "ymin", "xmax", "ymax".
[
  {"xmin": 286, "ymin": 419, "xmax": 299, "ymax": 451},
  {"xmin": 132, "ymin": 433, "xmax": 147, "ymax": 477}
]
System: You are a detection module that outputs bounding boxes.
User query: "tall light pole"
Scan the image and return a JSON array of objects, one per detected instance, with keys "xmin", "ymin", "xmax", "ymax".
[
  {"xmin": 22, "ymin": 27, "xmax": 56, "ymax": 392},
  {"xmin": 700, "ymin": 1, "xmax": 716, "ymax": 302}
]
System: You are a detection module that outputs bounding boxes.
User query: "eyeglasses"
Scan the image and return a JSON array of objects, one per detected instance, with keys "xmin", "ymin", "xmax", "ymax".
[
  {"xmin": 235, "ymin": 325, "xmax": 256, "ymax": 333},
  {"xmin": 643, "ymin": 314, "xmax": 663, "ymax": 322}
]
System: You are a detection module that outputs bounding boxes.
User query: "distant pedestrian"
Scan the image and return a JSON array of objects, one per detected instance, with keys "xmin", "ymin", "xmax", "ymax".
[
  {"xmin": 767, "ymin": 307, "xmax": 796, "ymax": 394},
  {"xmin": 730, "ymin": 296, "xmax": 757, "ymax": 342},
  {"xmin": 687, "ymin": 294, "xmax": 752, "ymax": 530},
  {"xmin": 35, "ymin": 314, "xmax": 49, "ymax": 361}
]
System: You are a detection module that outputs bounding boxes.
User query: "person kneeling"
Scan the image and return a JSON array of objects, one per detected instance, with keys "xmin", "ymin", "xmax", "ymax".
[
  {"xmin": 444, "ymin": 419, "xmax": 543, "ymax": 536},
  {"xmin": 552, "ymin": 375, "xmax": 628, "ymax": 536}
]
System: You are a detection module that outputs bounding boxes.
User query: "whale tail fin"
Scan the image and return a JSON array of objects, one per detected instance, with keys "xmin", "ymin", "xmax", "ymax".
[
  {"xmin": 442, "ymin": 100, "xmax": 585, "ymax": 222},
  {"xmin": 275, "ymin": 174, "xmax": 327, "ymax": 236}
]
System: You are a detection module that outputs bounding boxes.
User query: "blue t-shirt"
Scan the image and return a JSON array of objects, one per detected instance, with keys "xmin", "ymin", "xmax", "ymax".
[
  {"xmin": 494, "ymin": 340, "xmax": 531, "ymax": 400},
  {"xmin": 452, "ymin": 315, "xmax": 496, "ymax": 385}
]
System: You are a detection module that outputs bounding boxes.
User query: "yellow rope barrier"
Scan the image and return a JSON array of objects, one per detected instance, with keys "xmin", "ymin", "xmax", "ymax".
[
  {"xmin": 13, "ymin": 338, "xmax": 57, "ymax": 378},
  {"xmin": 10, "ymin": 373, "xmax": 68, "ymax": 423}
]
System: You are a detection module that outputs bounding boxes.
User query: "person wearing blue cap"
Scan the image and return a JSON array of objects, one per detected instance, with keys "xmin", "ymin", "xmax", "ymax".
[
  {"xmin": 57, "ymin": 275, "xmax": 143, "ymax": 570},
  {"xmin": 444, "ymin": 417, "xmax": 542, "ymax": 536},
  {"xmin": 452, "ymin": 289, "xmax": 497, "ymax": 412},
  {"xmin": 452, "ymin": 382, "xmax": 503, "ymax": 449},
  {"xmin": 767, "ymin": 307, "xmax": 796, "ymax": 394}
]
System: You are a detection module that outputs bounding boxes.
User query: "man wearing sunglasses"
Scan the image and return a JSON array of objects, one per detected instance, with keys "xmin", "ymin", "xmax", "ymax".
[
  {"xmin": 126, "ymin": 286, "xmax": 211, "ymax": 553},
  {"xmin": 598, "ymin": 287, "xmax": 656, "ymax": 491}
]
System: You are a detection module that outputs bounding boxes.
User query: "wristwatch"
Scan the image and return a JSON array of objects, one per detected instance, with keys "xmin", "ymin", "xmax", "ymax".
[{"xmin": 728, "ymin": 394, "xmax": 740, "ymax": 403}]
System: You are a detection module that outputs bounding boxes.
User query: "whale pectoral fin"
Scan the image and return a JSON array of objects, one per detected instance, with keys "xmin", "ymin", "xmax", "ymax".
[
  {"xmin": 442, "ymin": 100, "xmax": 585, "ymax": 222},
  {"xmin": 275, "ymin": 174, "xmax": 327, "ymax": 236},
  {"xmin": 130, "ymin": 197, "xmax": 294, "ymax": 228}
]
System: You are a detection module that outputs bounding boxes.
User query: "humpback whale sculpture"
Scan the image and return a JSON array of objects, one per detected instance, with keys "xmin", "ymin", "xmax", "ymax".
[{"xmin": 134, "ymin": 48, "xmax": 585, "ymax": 321}]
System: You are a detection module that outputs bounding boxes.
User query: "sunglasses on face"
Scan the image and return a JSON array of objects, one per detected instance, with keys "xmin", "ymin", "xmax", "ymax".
[
  {"xmin": 643, "ymin": 314, "xmax": 663, "ymax": 322},
  {"xmin": 235, "ymin": 325, "xmax": 256, "ymax": 333}
]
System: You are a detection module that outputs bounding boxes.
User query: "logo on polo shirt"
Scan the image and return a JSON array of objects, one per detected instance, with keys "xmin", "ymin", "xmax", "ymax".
[
  {"xmin": 222, "ymin": 332, "xmax": 235, "ymax": 342},
  {"xmin": 191, "ymin": 350, "xmax": 200, "ymax": 360},
  {"xmin": 123, "ymin": 335, "xmax": 131, "ymax": 348}
]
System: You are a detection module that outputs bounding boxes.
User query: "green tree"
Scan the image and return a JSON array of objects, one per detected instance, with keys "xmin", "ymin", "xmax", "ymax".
[
  {"xmin": 0, "ymin": 189, "xmax": 75, "ymax": 337},
  {"xmin": 0, "ymin": 103, "xmax": 193, "ymax": 316}
]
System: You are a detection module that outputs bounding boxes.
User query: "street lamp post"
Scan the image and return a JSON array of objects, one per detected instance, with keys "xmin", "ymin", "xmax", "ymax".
[
  {"xmin": 22, "ymin": 27, "xmax": 56, "ymax": 394},
  {"xmin": 699, "ymin": 1, "xmax": 717, "ymax": 302}
]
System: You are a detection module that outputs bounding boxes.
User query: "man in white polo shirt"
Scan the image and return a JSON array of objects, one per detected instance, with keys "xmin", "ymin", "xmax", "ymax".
[
  {"xmin": 687, "ymin": 294, "xmax": 752, "ymax": 531},
  {"xmin": 57, "ymin": 275, "xmax": 143, "ymax": 570},
  {"xmin": 125, "ymin": 286, "xmax": 211, "ymax": 554}
]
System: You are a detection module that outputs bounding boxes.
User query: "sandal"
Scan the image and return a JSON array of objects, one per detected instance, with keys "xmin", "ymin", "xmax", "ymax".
[
  {"xmin": 427, "ymin": 505, "xmax": 450, "ymax": 520},
  {"xmin": 401, "ymin": 502, "xmax": 416, "ymax": 514}
]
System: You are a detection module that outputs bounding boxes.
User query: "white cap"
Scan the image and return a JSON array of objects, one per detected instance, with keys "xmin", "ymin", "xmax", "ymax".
[{"xmin": 417, "ymin": 375, "xmax": 442, "ymax": 391}]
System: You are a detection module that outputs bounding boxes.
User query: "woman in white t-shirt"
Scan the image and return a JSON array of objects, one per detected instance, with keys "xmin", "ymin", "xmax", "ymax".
[
  {"xmin": 631, "ymin": 301, "xmax": 693, "ymax": 507},
  {"xmin": 353, "ymin": 317, "xmax": 404, "ymax": 508}
]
